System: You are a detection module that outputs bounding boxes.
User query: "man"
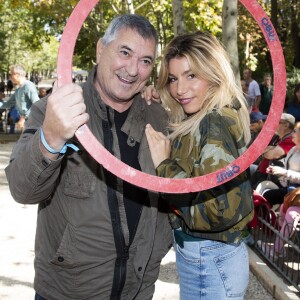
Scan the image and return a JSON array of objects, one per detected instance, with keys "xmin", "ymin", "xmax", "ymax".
[
  {"xmin": 251, "ymin": 113, "xmax": 295, "ymax": 188},
  {"xmin": 249, "ymin": 111, "xmax": 267, "ymax": 146},
  {"xmin": 0, "ymin": 65, "xmax": 39, "ymax": 118},
  {"xmin": 241, "ymin": 79, "xmax": 255, "ymax": 112},
  {"xmin": 38, "ymin": 87, "xmax": 48, "ymax": 98},
  {"xmin": 243, "ymin": 68, "xmax": 261, "ymax": 111},
  {"xmin": 259, "ymin": 73, "xmax": 273, "ymax": 115},
  {"xmin": 248, "ymin": 111, "xmax": 267, "ymax": 176},
  {"xmin": 6, "ymin": 78, "xmax": 13, "ymax": 95},
  {"xmin": 5, "ymin": 15, "xmax": 172, "ymax": 300},
  {"xmin": 0, "ymin": 79, "xmax": 5, "ymax": 94}
]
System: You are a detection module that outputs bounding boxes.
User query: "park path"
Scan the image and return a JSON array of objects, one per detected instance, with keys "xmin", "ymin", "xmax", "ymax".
[{"xmin": 0, "ymin": 141, "xmax": 273, "ymax": 299}]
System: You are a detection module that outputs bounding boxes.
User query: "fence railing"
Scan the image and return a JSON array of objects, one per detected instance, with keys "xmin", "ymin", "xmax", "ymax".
[{"xmin": 251, "ymin": 204, "xmax": 300, "ymax": 292}]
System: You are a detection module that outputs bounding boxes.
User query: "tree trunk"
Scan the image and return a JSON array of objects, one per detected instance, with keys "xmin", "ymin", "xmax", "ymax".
[
  {"xmin": 222, "ymin": 0, "xmax": 240, "ymax": 82},
  {"xmin": 126, "ymin": 0, "xmax": 134, "ymax": 14},
  {"xmin": 270, "ymin": 0, "xmax": 278, "ymax": 32},
  {"xmin": 291, "ymin": 0, "xmax": 300, "ymax": 68},
  {"xmin": 172, "ymin": 0, "xmax": 186, "ymax": 36}
]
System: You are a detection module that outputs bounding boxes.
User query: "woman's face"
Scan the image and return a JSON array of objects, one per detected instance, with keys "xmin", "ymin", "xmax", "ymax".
[
  {"xmin": 292, "ymin": 125, "xmax": 300, "ymax": 146},
  {"xmin": 168, "ymin": 56, "xmax": 210, "ymax": 115}
]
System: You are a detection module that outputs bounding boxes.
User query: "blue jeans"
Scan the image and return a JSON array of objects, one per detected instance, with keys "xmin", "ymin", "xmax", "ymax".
[{"xmin": 174, "ymin": 232, "xmax": 249, "ymax": 300}]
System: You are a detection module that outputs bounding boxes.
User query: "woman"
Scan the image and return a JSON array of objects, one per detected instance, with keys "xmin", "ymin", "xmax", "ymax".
[
  {"xmin": 145, "ymin": 31, "xmax": 254, "ymax": 300},
  {"xmin": 287, "ymin": 83, "xmax": 300, "ymax": 122},
  {"xmin": 260, "ymin": 122, "xmax": 300, "ymax": 206},
  {"xmin": 257, "ymin": 203, "xmax": 300, "ymax": 259}
]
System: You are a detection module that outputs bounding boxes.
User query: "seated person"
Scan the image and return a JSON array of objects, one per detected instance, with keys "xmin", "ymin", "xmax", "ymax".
[
  {"xmin": 251, "ymin": 113, "xmax": 296, "ymax": 189},
  {"xmin": 248, "ymin": 111, "xmax": 267, "ymax": 176},
  {"xmin": 258, "ymin": 122, "xmax": 300, "ymax": 206},
  {"xmin": 249, "ymin": 111, "xmax": 267, "ymax": 146},
  {"xmin": 257, "ymin": 196, "xmax": 300, "ymax": 259}
]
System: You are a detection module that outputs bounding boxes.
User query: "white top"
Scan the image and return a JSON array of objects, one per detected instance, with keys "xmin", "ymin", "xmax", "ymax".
[
  {"xmin": 280, "ymin": 147, "xmax": 300, "ymax": 186},
  {"xmin": 248, "ymin": 80, "xmax": 261, "ymax": 99}
]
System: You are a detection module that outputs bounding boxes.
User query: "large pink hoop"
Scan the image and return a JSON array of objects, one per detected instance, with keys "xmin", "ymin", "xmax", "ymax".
[{"xmin": 57, "ymin": 0, "xmax": 286, "ymax": 193}]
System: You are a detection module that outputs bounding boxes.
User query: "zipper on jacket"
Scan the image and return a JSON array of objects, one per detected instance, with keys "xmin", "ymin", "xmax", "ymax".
[{"xmin": 102, "ymin": 109, "xmax": 129, "ymax": 300}]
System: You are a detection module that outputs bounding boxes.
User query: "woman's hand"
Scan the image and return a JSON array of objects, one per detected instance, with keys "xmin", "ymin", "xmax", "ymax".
[
  {"xmin": 145, "ymin": 124, "xmax": 170, "ymax": 168},
  {"xmin": 141, "ymin": 85, "xmax": 161, "ymax": 105},
  {"xmin": 266, "ymin": 165, "xmax": 287, "ymax": 176}
]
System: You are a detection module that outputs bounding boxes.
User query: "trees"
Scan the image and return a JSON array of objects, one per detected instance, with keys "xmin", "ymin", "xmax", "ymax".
[
  {"xmin": 222, "ymin": 0, "xmax": 239, "ymax": 82},
  {"xmin": 0, "ymin": 0, "xmax": 63, "ymax": 78},
  {"xmin": 0, "ymin": 0, "xmax": 298, "ymax": 85},
  {"xmin": 172, "ymin": 0, "xmax": 186, "ymax": 36},
  {"xmin": 290, "ymin": 0, "xmax": 300, "ymax": 68}
]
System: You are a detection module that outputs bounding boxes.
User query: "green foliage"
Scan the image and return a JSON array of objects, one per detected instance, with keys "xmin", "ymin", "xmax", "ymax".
[
  {"xmin": 185, "ymin": 0, "xmax": 222, "ymax": 34},
  {"xmin": 286, "ymin": 68, "xmax": 300, "ymax": 101},
  {"xmin": 237, "ymin": 0, "xmax": 273, "ymax": 81},
  {"xmin": 0, "ymin": 0, "xmax": 298, "ymax": 81},
  {"xmin": 0, "ymin": 0, "xmax": 60, "ymax": 77},
  {"xmin": 237, "ymin": 0, "xmax": 300, "ymax": 81}
]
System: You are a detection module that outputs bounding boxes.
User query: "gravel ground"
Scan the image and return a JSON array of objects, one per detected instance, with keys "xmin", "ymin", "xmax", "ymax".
[{"xmin": 0, "ymin": 142, "xmax": 273, "ymax": 299}]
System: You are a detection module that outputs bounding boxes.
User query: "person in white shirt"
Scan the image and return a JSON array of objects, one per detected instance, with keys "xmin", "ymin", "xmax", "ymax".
[{"xmin": 243, "ymin": 68, "xmax": 261, "ymax": 111}]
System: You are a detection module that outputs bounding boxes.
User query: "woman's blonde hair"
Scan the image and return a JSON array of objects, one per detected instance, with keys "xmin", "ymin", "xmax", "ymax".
[{"xmin": 157, "ymin": 31, "xmax": 250, "ymax": 150}]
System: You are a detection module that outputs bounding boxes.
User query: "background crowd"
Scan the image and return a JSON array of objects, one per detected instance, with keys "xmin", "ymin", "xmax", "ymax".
[{"xmin": 241, "ymin": 69, "xmax": 300, "ymax": 259}]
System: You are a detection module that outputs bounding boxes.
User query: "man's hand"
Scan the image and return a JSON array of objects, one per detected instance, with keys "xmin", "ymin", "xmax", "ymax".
[
  {"xmin": 145, "ymin": 124, "xmax": 170, "ymax": 168},
  {"xmin": 41, "ymin": 83, "xmax": 89, "ymax": 159},
  {"xmin": 141, "ymin": 85, "xmax": 161, "ymax": 105}
]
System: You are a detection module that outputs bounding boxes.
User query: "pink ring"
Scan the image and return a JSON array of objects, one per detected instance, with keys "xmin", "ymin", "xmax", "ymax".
[{"xmin": 57, "ymin": 0, "xmax": 286, "ymax": 193}]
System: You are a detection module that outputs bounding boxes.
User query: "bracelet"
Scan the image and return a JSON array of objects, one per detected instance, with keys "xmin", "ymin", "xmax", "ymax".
[{"xmin": 40, "ymin": 127, "xmax": 79, "ymax": 154}]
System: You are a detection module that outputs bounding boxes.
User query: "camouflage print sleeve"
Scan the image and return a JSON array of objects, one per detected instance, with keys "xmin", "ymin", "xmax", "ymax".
[{"xmin": 156, "ymin": 108, "xmax": 253, "ymax": 234}]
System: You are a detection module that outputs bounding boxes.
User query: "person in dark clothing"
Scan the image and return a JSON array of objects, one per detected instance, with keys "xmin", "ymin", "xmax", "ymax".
[
  {"xmin": 6, "ymin": 79, "xmax": 13, "ymax": 95},
  {"xmin": 0, "ymin": 79, "xmax": 5, "ymax": 94},
  {"xmin": 259, "ymin": 73, "xmax": 273, "ymax": 115}
]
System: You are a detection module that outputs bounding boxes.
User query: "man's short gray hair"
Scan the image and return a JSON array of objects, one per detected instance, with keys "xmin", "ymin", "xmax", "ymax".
[
  {"xmin": 10, "ymin": 65, "xmax": 26, "ymax": 77},
  {"xmin": 102, "ymin": 14, "xmax": 158, "ymax": 48}
]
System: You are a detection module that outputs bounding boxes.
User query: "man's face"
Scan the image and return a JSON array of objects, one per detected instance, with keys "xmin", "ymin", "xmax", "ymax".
[
  {"xmin": 250, "ymin": 120, "xmax": 264, "ymax": 133},
  {"xmin": 39, "ymin": 88, "xmax": 47, "ymax": 98},
  {"xmin": 243, "ymin": 70, "xmax": 251, "ymax": 81},
  {"xmin": 276, "ymin": 120, "xmax": 289, "ymax": 136},
  {"xmin": 95, "ymin": 28, "xmax": 156, "ymax": 111},
  {"xmin": 264, "ymin": 77, "xmax": 272, "ymax": 87},
  {"xmin": 9, "ymin": 68, "xmax": 20, "ymax": 85}
]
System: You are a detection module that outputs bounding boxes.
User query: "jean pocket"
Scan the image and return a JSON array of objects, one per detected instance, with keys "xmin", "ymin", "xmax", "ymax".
[
  {"xmin": 214, "ymin": 242, "xmax": 249, "ymax": 298},
  {"xmin": 175, "ymin": 241, "xmax": 201, "ymax": 263}
]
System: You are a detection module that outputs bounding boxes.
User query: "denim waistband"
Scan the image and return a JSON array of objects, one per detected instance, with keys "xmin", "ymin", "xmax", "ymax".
[{"xmin": 174, "ymin": 229, "xmax": 204, "ymax": 248}]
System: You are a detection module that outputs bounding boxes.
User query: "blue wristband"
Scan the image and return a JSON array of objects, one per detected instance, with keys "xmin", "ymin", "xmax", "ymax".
[{"xmin": 40, "ymin": 127, "xmax": 79, "ymax": 154}]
